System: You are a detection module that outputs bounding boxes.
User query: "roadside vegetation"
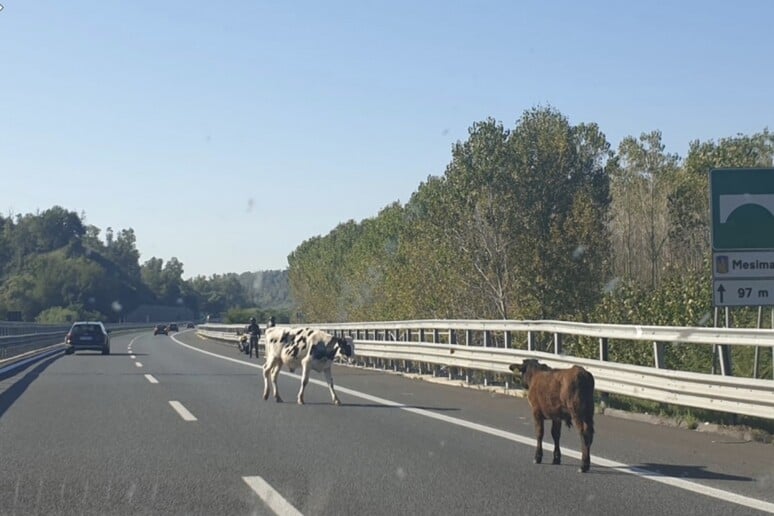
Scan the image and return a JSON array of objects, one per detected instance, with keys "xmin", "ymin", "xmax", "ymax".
[
  {"xmin": 2, "ymin": 105, "xmax": 772, "ymax": 381},
  {"xmin": 0, "ymin": 209, "xmax": 291, "ymax": 323}
]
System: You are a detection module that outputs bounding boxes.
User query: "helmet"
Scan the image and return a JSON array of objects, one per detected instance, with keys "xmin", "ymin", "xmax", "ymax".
[{"xmin": 250, "ymin": 317, "xmax": 256, "ymax": 323}]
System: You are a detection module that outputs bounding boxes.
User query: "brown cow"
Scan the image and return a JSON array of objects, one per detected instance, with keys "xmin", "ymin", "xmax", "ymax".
[{"xmin": 509, "ymin": 359, "xmax": 595, "ymax": 472}]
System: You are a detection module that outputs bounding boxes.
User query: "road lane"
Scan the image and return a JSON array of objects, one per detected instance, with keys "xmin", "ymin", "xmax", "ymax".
[
  {"xmin": 166, "ymin": 330, "xmax": 774, "ymax": 515},
  {"xmin": 0, "ymin": 331, "xmax": 274, "ymax": 514}
]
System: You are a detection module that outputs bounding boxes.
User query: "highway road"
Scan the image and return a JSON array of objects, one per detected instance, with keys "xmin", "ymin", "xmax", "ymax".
[{"xmin": 1, "ymin": 329, "xmax": 773, "ymax": 515}]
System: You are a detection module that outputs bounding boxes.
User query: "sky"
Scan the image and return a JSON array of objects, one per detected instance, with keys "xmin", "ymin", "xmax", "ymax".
[{"xmin": 1, "ymin": 1, "xmax": 772, "ymax": 278}]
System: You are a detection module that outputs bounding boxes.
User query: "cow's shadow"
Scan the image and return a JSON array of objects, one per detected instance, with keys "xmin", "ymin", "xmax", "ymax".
[
  {"xmin": 628, "ymin": 463, "xmax": 754, "ymax": 482},
  {"xmin": 589, "ymin": 462, "xmax": 754, "ymax": 482}
]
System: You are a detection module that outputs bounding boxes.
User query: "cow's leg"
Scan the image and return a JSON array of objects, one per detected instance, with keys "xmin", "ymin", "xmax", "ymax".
[
  {"xmin": 262, "ymin": 362, "xmax": 272, "ymax": 400},
  {"xmin": 270, "ymin": 363, "xmax": 283, "ymax": 403},
  {"xmin": 323, "ymin": 367, "xmax": 340, "ymax": 405},
  {"xmin": 574, "ymin": 416, "xmax": 594, "ymax": 473},
  {"xmin": 297, "ymin": 360, "xmax": 311, "ymax": 405},
  {"xmin": 550, "ymin": 419, "xmax": 562, "ymax": 465},
  {"xmin": 533, "ymin": 415, "xmax": 544, "ymax": 464}
]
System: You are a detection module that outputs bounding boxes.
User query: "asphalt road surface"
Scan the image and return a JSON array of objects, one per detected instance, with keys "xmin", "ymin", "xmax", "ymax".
[{"xmin": 1, "ymin": 329, "xmax": 773, "ymax": 515}]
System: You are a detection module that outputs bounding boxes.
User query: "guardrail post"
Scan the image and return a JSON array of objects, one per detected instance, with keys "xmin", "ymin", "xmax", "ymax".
[
  {"xmin": 717, "ymin": 345, "xmax": 733, "ymax": 376},
  {"xmin": 505, "ymin": 331, "xmax": 512, "ymax": 348},
  {"xmin": 553, "ymin": 333, "xmax": 562, "ymax": 354},
  {"xmin": 599, "ymin": 337, "xmax": 609, "ymax": 361},
  {"xmin": 717, "ymin": 307, "xmax": 733, "ymax": 376},
  {"xmin": 653, "ymin": 341, "xmax": 666, "ymax": 369},
  {"xmin": 433, "ymin": 329, "xmax": 440, "ymax": 343},
  {"xmin": 450, "ymin": 330, "xmax": 457, "ymax": 345},
  {"xmin": 419, "ymin": 329, "xmax": 425, "ymax": 343},
  {"xmin": 484, "ymin": 331, "xmax": 492, "ymax": 348},
  {"xmin": 464, "ymin": 330, "xmax": 473, "ymax": 383},
  {"xmin": 527, "ymin": 331, "xmax": 535, "ymax": 351},
  {"xmin": 597, "ymin": 337, "xmax": 610, "ymax": 409}
]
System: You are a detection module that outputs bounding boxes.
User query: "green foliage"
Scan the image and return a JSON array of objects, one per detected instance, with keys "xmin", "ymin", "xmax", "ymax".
[
  {"xmin": 0, "ymin": 208, "xmax": 284, "ymax": 322},
  {"xmin": 35, "ymin": 305, "xmax": 102, "ymax": 323},
  {"xmin": 288, "ymin": 107, "xmax": 615, "ymax": 324}
]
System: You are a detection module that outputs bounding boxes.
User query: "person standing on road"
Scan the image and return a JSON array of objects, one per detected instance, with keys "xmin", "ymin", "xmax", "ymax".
[
  {"xmin": 244, "ymin": 316, "xmax": 261, "ymax": 359},
  {"xmin": 267, "ymin": 315, "xmax": 276, "ymax": 328}
]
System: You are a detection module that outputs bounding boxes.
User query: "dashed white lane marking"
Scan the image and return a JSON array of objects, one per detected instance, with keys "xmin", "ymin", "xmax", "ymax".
[
  {"xmin": 243, "ymin": 476, "xmax": 303, "ymax": 516},
  {"xmin": 130, "ymin": 355, "xmax": 136, "ymax": 359},
  {"xmin": 144, "ymin": 374, "xmax": 159, "ymax": 384},
  {"xmin": 135, "ymin": 362, "xmax": 143, "ymax": 368},
  {"xmin": 171, "ymin": 334, "xmax": 774, "ymax": 515},
  {"xmin": 168, "ymin": 401, "xmax": 197, "ymax": 421}
]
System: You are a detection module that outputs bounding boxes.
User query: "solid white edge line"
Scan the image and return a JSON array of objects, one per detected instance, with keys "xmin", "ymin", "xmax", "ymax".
[
  {"xmin": 144, "ymin": 374, "xmax": 159, "ymax": 384},
  {"xmin": 170, "ymin": 334, "xmax": 774, "ymax": 514},
  {"xmin": 168, "ymin": 400, "xmax": 197, "ymax": 421},
  {"xmin": 243, "ymin": 476, "xmax": 303, "ymax": 516}
]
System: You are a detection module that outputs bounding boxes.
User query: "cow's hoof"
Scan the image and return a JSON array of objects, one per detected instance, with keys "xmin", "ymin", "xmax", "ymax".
[
  {"xmin": 275, "ymin": 398, "xmax": 284, "ymax": 403},
  {"xmin": 579, "ymin": 465, "xmax": 590, "ymax": 473},
  {"xmin": 297, "ymin": 400, "xmax": 304, "ymax": 405},
  {"xmin": 534, "ymin": 457, "xmax": 542, "ymax": 465},
  {"xmin": 552, "ymin": 458, "xmax": 561, "ymax": 465},
  {"xmin": 334, "ymin": 399, "xmax": 341, "ymax": 406},
  {"xmin": 262, "ymin": 394, "xmax": 269, "ymax": 401}
]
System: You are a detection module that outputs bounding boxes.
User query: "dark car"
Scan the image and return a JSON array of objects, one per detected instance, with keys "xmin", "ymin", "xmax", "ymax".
[
  {"xmin": 186, "ymin": 322, "xmax": 195, "ymax": 329},
  {"xmin": 167, "ymin": 323, "xmax": 179, "ymax": 332},
  {"xmin": 153, "ymin": 324, "xmax": 168, "ymax": 336},
  {"xmin": 65, "ymin": 321, "xmax": 110, "ymax": 355}
]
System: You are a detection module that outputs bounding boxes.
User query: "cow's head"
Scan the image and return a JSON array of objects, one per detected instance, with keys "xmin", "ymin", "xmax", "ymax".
[
  {"xmin": 335, "ymin": 336, "xmax": 354, "ymax": 361},
  {"xmin": 508, "ymin": 359, "xmax": 548, "ymax": 389}
]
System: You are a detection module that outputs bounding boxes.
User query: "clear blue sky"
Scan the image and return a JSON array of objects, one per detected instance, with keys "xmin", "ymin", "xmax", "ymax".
[{"xmin": 1, "ymin": 1, "xmax": 771, "ymax": 278}]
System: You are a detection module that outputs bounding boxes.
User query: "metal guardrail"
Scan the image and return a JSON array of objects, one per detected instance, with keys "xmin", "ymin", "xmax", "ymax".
[
  {"xmin": 0, "ymin": 322, "xmax": 71, "ymax": 337},
  {"xmin": 197, "ymin": 321, "xmax": 774, "ymax": 420}
]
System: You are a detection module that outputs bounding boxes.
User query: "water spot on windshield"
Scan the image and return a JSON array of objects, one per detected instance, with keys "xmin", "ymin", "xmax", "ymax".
[
  {"xmin": 698, "ymin": 312, "xmax": 712, "ymax": 326},
  {"xmin": 396, "ymin": 467, "xmax": 407, "ymax": 480},
  {"xmin": 246, "ymin": 198, "xmax": 255, "ymax": 213},
  {"xmin": 603, "ymin": 277, "xmax": 620, "ymax": 294},
  {"xmin": 572, "ymin": 245, "xmax": 587, "ymax": 260},
  {"xmin": 111, "ymin": 301, "xmax": 122, "ymax": 312}
]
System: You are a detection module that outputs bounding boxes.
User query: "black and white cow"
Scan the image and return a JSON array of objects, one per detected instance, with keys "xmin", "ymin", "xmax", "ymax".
[{"xmin": 262, "ymin": 327, "xmax": 354, "ymax": 405}]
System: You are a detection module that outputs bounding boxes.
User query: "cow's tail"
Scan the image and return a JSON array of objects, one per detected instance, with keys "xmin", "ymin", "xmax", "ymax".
[{"xmin": 576, "ymin": 369, "xmax": 595, "ymax": 441}]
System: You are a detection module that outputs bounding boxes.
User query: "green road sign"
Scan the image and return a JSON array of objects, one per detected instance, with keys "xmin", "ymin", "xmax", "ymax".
[{"xmin": 711, "ymin": 168, "xmax": 774, "ymax": 251}]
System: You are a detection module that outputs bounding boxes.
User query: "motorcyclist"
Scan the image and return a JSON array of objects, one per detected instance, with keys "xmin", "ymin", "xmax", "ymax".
[{"xmin": 245, "ymin": 316, "xmax": 261, "ymax": 358}]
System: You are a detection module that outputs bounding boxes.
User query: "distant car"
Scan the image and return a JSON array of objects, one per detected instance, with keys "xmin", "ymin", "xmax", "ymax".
[
  {"xmin": 167, "ymin": 323, "xmax": 179, "ymax": 332},
  {"xmin": 65, "ymin": 321, "xmax": 110, "ymax": 355},
  {"xmin": 186, "ymin": 322, "xmax": 195, "ymax": 328},
  {"xmin": 154, "ymin": 324, "xmax": 168, "ymax": 336}
]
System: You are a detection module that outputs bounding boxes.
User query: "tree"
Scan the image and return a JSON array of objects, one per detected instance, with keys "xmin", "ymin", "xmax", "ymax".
[
  {"xmin": 107, "ymin": 228, "xmax": 141, "ymax": 281},
  {"xmin": 507, "ymin": 108, "xmax": 614, "ymax": 319},
  {"xmin": 610, "ymin": 131, "xmax": 679, "ymax": 287}
]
